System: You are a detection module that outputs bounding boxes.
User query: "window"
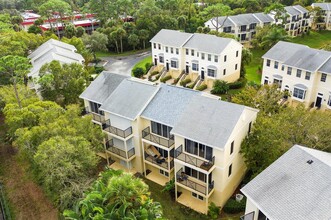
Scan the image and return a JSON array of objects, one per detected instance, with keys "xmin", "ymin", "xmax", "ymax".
[
  {"xmin": 170, "ymin": 60, "xmax": 178, "ymax": 68},
  {"xmin": 281, "ymin": 65, "xmax": 285, "ymax": 71},
  {"xmin": 214, "ymin": 55, "xmax": 218, "ymax": 63},
  {"xmin": 158, "ymin": 44, "xmax": 161, "ymax": 49},
  {"xmin": 197, "ymin": 52, "xmax": 199, "ymax": 57},
  {"xmin": 266, "ymin": 59, "xmax": 270, "ymax": 67},
  {"xmin": 236, "ymin": 50, "xmax": 239, "ymax": 57},
  {"xmin": 201, "ymin": 53, "xmax": 205, "ymax": 60},
  {"xmin": 185, "ymin": 139, "xmax": 213, "ymax": 160},
  {"xmin": 159, "ymin": 169, "xmax": 169, "ymax": 177},
  {"xmin": 191, "ymin": 192, "xmax": 204, "ymax": 201},
  {"xmin": 321, "ymin": 73, "xmax": 327, "ymax": 82},
  {"xmin": 248, "ymin": 122, "xmax": 252, "ymax": 134},
  {"xmin": 151, "ymin": 121, "xmax": 173, "ymax": 138},
  {"xmin": 228, "ymin": 164, "xmax": 232, "ymax": 177},
  {"xmin": 230, "ymin": 141, "xmax": 234, "ymax": 155},
  {"xmin": 165, "ymin": 47, "xmax": 168, "ymax": 53},
  {"xmin": 192, "ymin": 63, "xmax": 199, "ymax": 71},
  {"xmin": 296, "ymin": 69, "xmax": 302, "ymax": 78},
  {"xmin": 176, "ymin": 48, "xmax": 179, "ymax": 55},
  {"xmin": 274, "ymin": 61, "xmax": 278, "ymax": 69},
  {"xmin": 327, "ymin": 95, "xmax": 331, "ymax": 107},
  {"xmin": 191, "ymin": 49, "xmax": 194, "ymax": 56},
  {"xmin": 159, "ymin": 56, "xmax": 164, "ymax": 63},
  {"xmin": 186, "ymin": 49, "xmax": 189, "ymax": 55},
  {"xmin": 170, "ymin": 47, "xmax": 173, "ymax": 54},
  {"xmin": 224, "ymin": 55, "xmax": 227, "ymax": 62},
  {"xmin": 235, "ymin": 64, "xmax": 238, "ymax": 70},
  {"xmin": 293, "ymin": 87, "xmax": 306, "ymax": 100},
  {"xmin": 153, "ymin": 43, "xmax": 156, "ymax": 49},
  {"xmin": 207, "ymin": 68, "xmax": 216, "ymax": 77},
  {"xmin": 223, "ymin": 69, "xmax": 226, "ymax": 75},
  {"xmin": 89, "ymin": 101, "xmax": 104, "ymax": 115},
  {"xmin": 287, "ymin": 67, "xmax": 292, "ymax": 75},
  {"xmin": 208, "ymin": 54, "xmax": 211, "ymax": 61},
  {"xmin": 305, "ymin": 71, "xmax": 311, "ymax": 80}
]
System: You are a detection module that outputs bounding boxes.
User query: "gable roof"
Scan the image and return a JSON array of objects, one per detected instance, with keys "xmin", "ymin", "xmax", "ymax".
[
  {"xmin": 253, "ymin": 13, "xmax": 274, "ymax": 23},
  {"xmin": 170, "ymin": 95, "xmax": 248, "ymax": 149},
  {"xmin": 319, "ymin": 58, "xmax": 331, "ymax": 74},
  {"xmin": 99, "ymin": 79, "xmax": 159, "ymax": 120},
  {"xmin": 228, "ymin": 13, "xmax": 260, "ymax": 26},
  {"xmin": 262, "ymin": 41, "xmax": 331, "ymax": 72},
  {"xmin": 79, "ymin": 72, "xmax": 128, "ymax": 104},
  {"xmin": 285, "ymin": 5, "xmax": 308, "ymax": 16},
  {"xmin": 241, "ymin": 145, "xmax": 331, "ymax": 220},
  {"xmin": 141, "ymin": 84, "xmax": 199, "ymax": 127},
  {"xmin": 149, "ymin": 29, "xmax": 193, "ymax": 47},
  {"xmin": 312, "ymin": 3, "xmax": 331, "ymax": 11},
  {"xmin": 211, "ymin": 16, "xmax": 235, "ymax": 28},
  {"xmin": 29, "ymin": 39, "xmax": 76, "ymax": 60}
]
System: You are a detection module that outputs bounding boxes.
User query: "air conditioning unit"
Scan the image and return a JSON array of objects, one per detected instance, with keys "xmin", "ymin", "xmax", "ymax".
[{"xmin": 236, "ymin": 193, "xmax": 244, "ymax": 202}]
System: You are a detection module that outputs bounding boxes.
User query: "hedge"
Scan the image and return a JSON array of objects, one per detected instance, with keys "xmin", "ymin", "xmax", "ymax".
[
  {"xmin": 223, "ymin": 197, "xmax": 246, "ymax": 214},
  {"xmin": 196, "ymin": 84, "xmax": 207, "ymax": 91},
  {"xmin": 228, "ymin": 77, "xmax": 247, "ymax": 89},
  {"xmin": 160, "ymin": 75, "xmax": 172, "ymax": 83},
  {"xmin": 180, "ymin": 78, "xmax": 191, "ymax": 87}
]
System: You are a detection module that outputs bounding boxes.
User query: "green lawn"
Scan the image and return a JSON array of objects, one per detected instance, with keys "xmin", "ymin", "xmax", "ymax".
[
  {"xmin": 245, "ymin": 30, "xmax": 331, "ymax": 85},
  {"xmin": 132, "ymin": 55, "xmax": 152, "ymax": 75},
  {"xmin": 96, "ymin": 48, "xmax": 150, "ymax": 58}
]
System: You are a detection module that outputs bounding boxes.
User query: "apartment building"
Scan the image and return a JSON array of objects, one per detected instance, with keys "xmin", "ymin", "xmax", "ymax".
[
  {"xmin": 80, "ymin": 72, "xmax": 259, "ymax": 214},
  {"xmin": 240, "ymin": 145, "xmax": 331, "ymax": 220},
  {"xmin": 150, "ymin": 29, "xmax": 243, "ymax": 89},
  {"xmin": 311, "ymin": 3, "xmax": 331, "ymax": 30},
  {"xmin": 270, "ymin": 5, "xmax": 310, "ymax": 36},
  {"xmin": 261, "ymin": 41, "xmax": 331, "ymax": 110},
  {"xmin": 204, "ymin": 13, "xmax": 274, "ymax": 43},
  {"xmin": 28, "ymin": 39, "xmax": 84, "ymax": 89}
]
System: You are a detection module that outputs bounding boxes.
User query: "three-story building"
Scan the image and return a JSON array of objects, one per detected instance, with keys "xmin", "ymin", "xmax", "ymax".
[{"xmin": 311, "ymin": 3, "xmax": 331, "ymax": 30}]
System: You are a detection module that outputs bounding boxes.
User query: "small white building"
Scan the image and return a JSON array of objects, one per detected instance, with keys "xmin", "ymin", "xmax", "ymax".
[
  {"xmin": 150, "ymin": 29, "xmax": 243, "ymax": 89},
  {"xmin": 204, "ymin": 13, "xmax": 274, "ymax": 43},
  {"xmin": 311, "ymin": 3, "xmax": 331, "ymax": 30},
  {"xmin": 241, "ymin": 145, "xmax": 331, "ymax": 220},
  {"xmin": 261, "ymin": 41, "xmax": 331, "ymax": 110}
]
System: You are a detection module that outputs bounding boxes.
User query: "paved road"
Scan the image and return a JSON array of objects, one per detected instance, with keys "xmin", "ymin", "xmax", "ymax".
[{"xmin": 102, "ymin": 51, "xmax": 151, "ymax": 76}]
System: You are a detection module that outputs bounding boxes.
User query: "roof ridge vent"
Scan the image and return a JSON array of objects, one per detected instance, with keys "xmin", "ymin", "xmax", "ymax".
[{"xmin": 307, "ymin": 159, "xmax": 313, "ymax": 165}]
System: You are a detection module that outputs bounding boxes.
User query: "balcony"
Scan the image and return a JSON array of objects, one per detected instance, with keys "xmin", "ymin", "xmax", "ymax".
[
  {"xmin": 102, "ymin": 119, "xmax": 133, "ymax": 138},
  {"xmin": 142, "ymin": 127, "xmax": 174, "ymax": 148},
  {"xmin": 174, "ymin": 145, "xmax": 215, "ymax": 172},
  {"xmin": 105, "ymin": 139, "xmax": 135, "ymax": 159},
  {"xmin": 176, "ymin": 168, "xmax": 214, "ymax": 196},
  {"xmin": 144, "ymin": 152, "xmax": 174, "ymax": 170},
  {"xmin": 82, "ymin": 107, "xmax": 105, "ymax": 123}
]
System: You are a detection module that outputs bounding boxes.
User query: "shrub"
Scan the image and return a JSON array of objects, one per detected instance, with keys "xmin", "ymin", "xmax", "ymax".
[
  {"xmin": 196, "ymin": 84, "xmax": 207, "ymax": 91},
  {"xmin": 145, "ymin": 62, "xmax": 153, "ymax": 73},
  {"xmin": 160, "ymin": 75, "xmax": 171, "ymax": 83},
  {"xmin": 132, "ymin": 67, "xmax": 145, "ymax": 78},
  {"xmin": 228, "ymin": 77, "xmax": 247, "ymax": 89},
  {"xmin": 94, "ymin": 66, "xmax": 105, "ymax": 74},
  {"xmin": 208, "ymin": 202, "xmax": 220, "ymax": 219},
  {"xmin": 150, "ymin": 71, "xmax": 159, "ymax": 76},
  {"xmin": 180, "ymin": 78, "xmax": 191, "ymax": 87},
  {"xmin": 211, "ymin": 80, "xmax": 229, "ymax": 94},
  {"xmin": 223, "ymin": 197, "xmax": 246, "ymax": 214}
]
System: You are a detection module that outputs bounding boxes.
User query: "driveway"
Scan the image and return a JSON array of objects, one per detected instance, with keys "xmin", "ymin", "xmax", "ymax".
[{"xmin": 102, "ymin": 51, "xmax": 151, "ymax": 76}]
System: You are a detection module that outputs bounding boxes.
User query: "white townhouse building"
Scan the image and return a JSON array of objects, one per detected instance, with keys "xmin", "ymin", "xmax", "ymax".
[
  {"xmin": 270, "ymin": 5, "xmax": 310, "ymax": 36},
  {"xmin": 204, "ymin": 13, "xmax": 274, "ymax": 43},
  {"xmin": 80, "ymin": 71, "xmax": 259, "ymax": 214},
  {"xmin": 261, "ymin": 41, "xmax": 331, "ymax": 110},
  {"xmin": 311, "ymin": 3, "xmax": 331, "ymax": 30},
  {"xmin": 27, "ymin": 39, "xmax": 84, "ymax": 89},
  {"xmin": 150, "ymin": 29, "xmax": 243, "ymax": 89},
  {"xmin": 240, "ymin": 145, "xmax": 331, "ymax": 220}
]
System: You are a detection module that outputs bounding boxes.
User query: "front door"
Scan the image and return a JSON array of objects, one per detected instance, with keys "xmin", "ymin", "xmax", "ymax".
[
  {"xmin": 166, "ymin": 63, "xmax": 169, "ymax": 71},
  {"xmin": 186, "ymin": 65, "xmax": 189, "ymax": 74},
  {"xmin": 315, "ymin": 96, "xmax": 322, "ymax": 108},
  {"xmin": 201, "ymin": 70, "xmax": 205, "ymax": 80},
  {"xmin": 154, "ymin": 58, "xmax": 157, "ymax": 66}
]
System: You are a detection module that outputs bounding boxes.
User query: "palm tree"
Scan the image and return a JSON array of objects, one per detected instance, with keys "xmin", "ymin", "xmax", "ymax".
[
  {"xmin": 261, "ymin": 27, "xmax": 291, "ymax": 49},
  {"xmin": 116, "ymin": 28, "xmax": 126, "ymax": 53},
  {"xmin": 139, "ymin": 29, "xmax": 150, "ymax": 49}
]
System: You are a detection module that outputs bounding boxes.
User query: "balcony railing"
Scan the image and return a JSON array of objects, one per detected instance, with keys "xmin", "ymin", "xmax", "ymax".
[
  {"xmin": 105, "ymin": 139, "xmax": 135, "ymax": 159},
  {"xmin": 175, "ymin": 145, "xmax": 215, "ymax": 172},
  {"xmin": 102, "ymin": 119, "xmax": 133, "ymax": 138},
  {"xmin": 142, "ymin": 127, "xmax": 174, "ymax": 148},
  {"xmin": 82, "ymin": 107, "xmax": 105, "ymax": 123},
  {"xmin": 176, "ymin": 168, "xmax": 214, "ymax": 195},
  {"xmin": 144, "ymin": 152, "xmax": 174, "ymax": 170}
]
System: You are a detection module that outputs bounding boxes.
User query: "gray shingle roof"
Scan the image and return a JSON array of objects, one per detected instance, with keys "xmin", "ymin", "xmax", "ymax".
[
  {"xmin": 214, "ymin": 16, "xmax": 235, "ymax": 27},
  {"xmin": 285, "ymin": 5, "xmax": 308, "ymax": 15},
  {"xmin": 28, "ymin": 39, "xmax": 76, "ymax": 60},
  {"xmin": 319, "ymin": 58, "xmax": 331, "ymax": 74},
  {"xmin": 183, "ymin": 33, "xmax": 236, "ymax": 54},
  {"xmin": 171, "ymin": 95, "xmax": 246, "ymax": 149},
  {"xmin": 241, "ymin": 145, "xmax": 331, "ymax": 220},
  {"xmin": 312, "ymin": 3, "xmax": 331, "ymax": 11},
  {"xmin": 210, "ymin": 13, "xmax": 273, "ymax": 27},
  {"xmin": 229, "ymin": 13, "xmax": 260, "ymax": 26},
  {"xmin": 99, "ymin": 79, "xmax": 158, "ymax": 120},
  {"xmin": 293, "ymin": 5, "xmax": 309, "ymax": 13},
  {"xmin": 79, "ymin": 71, "xmax": 128, "ymax": 104},
  {"xmin": 263, "ymin": 41, "xmax": 331, "ymax": 72},
  {"xmin": 141, "ymin": 84, "xmax": 199, "ymax": 127},
  {"xmin": 149, "ymin": 29, "xmax": 193, "ymax": 47},
  {"xmin": 253, "ymin": 13, "xmax": 274, "ymax": 23}
]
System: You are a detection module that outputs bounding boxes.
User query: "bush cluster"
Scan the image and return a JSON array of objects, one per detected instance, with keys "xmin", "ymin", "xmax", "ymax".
[{"xmin": 223, "ymin": 197, "xmax": 246, "ymax": 214}]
